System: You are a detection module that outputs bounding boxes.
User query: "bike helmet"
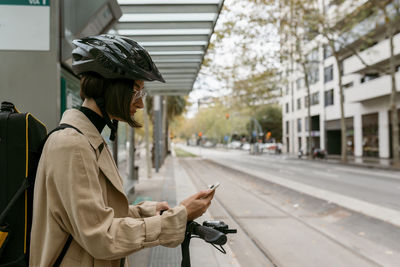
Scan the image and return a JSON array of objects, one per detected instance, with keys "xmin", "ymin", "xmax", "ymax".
[
  {"xmin": 71, "ymin": 35, "xmax": 164, "ymax": 141},
  {"xmin": 72, "ymin": 34, "xmax": 165, "ymax": 82}
]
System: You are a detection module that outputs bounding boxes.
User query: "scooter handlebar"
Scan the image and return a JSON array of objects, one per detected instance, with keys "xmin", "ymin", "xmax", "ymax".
[{"xmin": 193, "ymin": 224, "xmax": 227, "ymax": 245}]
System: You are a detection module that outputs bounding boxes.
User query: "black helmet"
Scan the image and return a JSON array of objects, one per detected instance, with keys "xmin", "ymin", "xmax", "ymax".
[{"xmin": 71, "ymin": 34, "xmax": 165, "ymax": 83}]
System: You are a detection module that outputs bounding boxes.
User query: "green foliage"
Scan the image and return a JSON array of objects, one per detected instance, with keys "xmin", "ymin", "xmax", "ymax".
[
  {"xmin": 174, "ymin": 147, "xmax": 197, "ymax": 157},
  {"xmin": 173, "ymin": 102, "xmax": 249, "ymax": 142},
  {"xmin": 253, "ymin": 104, "xmax": 283, "ymax": 142},
  {"xmin": 167, "ymin": 95, "xmax": 186, "ymax": 119},
  {"xmin": 201, "ymin": 0, "xmax": 280, "ymax": 85},
  {"xmin": 145, "ymin": 95, "xmax": 187, "ymax": 120},
  {"xmin": 231, "ymin": 69, "xmax": 280, "ymax": 107}
]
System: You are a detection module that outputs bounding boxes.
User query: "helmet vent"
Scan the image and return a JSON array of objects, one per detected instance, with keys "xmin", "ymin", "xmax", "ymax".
[{"xmin": 72, "ymin": 53, "xmax": 83, "ymax": 61}]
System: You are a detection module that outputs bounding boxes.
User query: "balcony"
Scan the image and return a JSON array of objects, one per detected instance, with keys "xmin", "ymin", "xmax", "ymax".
[
  {"xmin": 327, "ymin": 0, "xmax": 369, "ymax": 25},
  {"xmin": 343, "ymin": 32, "xmax": 400, "ymax": 75},
  {"xmin": 345, "ymin": 71, "xmax": 400, "ymax": 102}
]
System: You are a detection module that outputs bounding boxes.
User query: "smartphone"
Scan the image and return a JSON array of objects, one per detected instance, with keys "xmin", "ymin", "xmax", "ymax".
[{"xmin": 208, "ymin": 182, "xmax": 220, "ymax": 191}]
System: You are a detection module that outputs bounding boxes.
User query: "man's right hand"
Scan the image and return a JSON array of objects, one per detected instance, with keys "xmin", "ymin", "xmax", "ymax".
[{"xmin": 180, "ymin": 190, "xmax": 215, "ymax": 221}]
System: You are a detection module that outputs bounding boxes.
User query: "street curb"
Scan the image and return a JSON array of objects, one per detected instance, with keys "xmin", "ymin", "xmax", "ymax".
[{"xmin": 287, "ymin": 155, "xmax": 400, "ymax": 172}]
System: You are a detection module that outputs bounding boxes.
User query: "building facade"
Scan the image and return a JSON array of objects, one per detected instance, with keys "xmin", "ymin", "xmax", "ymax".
[{"xmin": 281, "ymin": 0, "xmax": 400, "ymax": 159}]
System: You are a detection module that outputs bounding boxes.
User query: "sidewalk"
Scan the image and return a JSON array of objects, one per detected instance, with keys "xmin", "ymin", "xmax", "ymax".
[{"xmin": 118, "ymin": 148, "xmax": 240, "ymax": 267}]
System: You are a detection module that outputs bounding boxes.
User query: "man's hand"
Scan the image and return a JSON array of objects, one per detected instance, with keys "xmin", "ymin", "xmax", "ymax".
[
  {"xmin": 156, "ymin": 201, "xmax": 170, "ymax": 215},
  {"xmin": 180, "ymin": 190, "xmax": 215, "ymax": 221}
]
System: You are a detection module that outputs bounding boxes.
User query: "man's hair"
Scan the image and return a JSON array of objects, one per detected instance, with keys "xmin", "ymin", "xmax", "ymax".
[{"xmin": 80, "ymin": 72, "xmax": 141, "ymax": 128}]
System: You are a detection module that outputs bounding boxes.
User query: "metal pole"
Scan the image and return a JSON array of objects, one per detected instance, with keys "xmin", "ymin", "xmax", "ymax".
[
  {"xmin": 143, "ymin": 99, "xmax": 152, "ymax": 178},
  {"xmin": 153, "ymin": 95, "xmax": 161, "ymax": 172},
  {"xmin": 162, "ymin": 96, "xmax": 168, "ymax": 163}
]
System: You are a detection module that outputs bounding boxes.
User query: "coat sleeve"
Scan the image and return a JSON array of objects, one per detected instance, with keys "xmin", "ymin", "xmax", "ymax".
[
  {"xmin": 48, "ymin": 132, "xmax": 187, "ymax": 260},
  {"xmin": 128, "ymin": 201, "xmax": 158, "ymax": 218}
]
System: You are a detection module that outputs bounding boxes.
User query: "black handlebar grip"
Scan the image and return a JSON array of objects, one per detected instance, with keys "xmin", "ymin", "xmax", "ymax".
[{"xmin": 193, "ymin": 225, "xmax": 227, "ymax": 245}]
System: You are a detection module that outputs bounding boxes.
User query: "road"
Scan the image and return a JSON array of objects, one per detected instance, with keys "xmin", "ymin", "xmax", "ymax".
[
  {"xmin": 180, "ymin": 145, "xmax": 400, "ymax": 212},
  {"xmin": 176, "ymin": 145, "xmax": 400, "ymax": 267}
]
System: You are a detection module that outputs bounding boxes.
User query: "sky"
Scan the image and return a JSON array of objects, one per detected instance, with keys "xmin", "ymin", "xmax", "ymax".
[{"xmin": 186, "ymin": 0, "xmax": 280, "ymax": 118}]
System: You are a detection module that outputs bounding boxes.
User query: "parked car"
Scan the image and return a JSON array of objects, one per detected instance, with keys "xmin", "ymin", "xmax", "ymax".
[
  {"xmin": 264, "ymin": 143, "xmax": 282, "ymax": 154},
  {"xmin": 242, "ymin": 143, "xmax": 251, "ymax": 151},
  {"xmin": 228, "ymin": 141, "xmax": 242, "ymax": 149},
  {"xmin": 312, "ymin": 148, "xmax": 326, "ymax": 159}
]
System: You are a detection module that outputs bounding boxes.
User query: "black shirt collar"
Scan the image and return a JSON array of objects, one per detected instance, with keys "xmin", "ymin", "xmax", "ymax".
[{"xmin": 79, "ymin": 106, "xmax": 106, "ymax": 134}]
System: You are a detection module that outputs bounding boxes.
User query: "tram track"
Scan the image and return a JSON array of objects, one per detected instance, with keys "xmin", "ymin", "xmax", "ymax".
[
  {"xmin": 179, "ymin": 158, "xmax": 279, "ymax": 267},
  {"xmin": 179, "ymin": 157, "xmax": 385, "ymax": 267}
]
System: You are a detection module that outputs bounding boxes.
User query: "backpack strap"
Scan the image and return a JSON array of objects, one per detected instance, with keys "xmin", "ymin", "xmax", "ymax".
[
  {"xmin": 0, "ymin": 180, "xmax": 30, "ymax": 226},
  {"xmin": 46, "ymin": 124, "xmax": 82, "ymax": 267},
  {"xmin": 53, "ymin": 235, "xmax": 73, "ymax": 267}
]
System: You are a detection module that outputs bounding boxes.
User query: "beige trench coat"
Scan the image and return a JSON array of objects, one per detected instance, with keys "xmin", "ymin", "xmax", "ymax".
[{"xmin": 29, "ymin": 109, "xmax": 187, "ymax": 267}]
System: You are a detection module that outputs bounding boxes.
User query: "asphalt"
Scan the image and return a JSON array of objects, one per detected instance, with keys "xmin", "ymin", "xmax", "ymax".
[
  {"xmin": 180, "ymin": 145, "xmax": 400, "ymax": 228},
  {"xmin": 177, "ymin": 151, "xmax": 400, "ymax": 267}
]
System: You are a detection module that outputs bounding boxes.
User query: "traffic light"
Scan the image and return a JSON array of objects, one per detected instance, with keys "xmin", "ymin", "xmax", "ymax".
[
  {"xmin": 266, "ymin": 132, "xmax": 271, "ymax": 140},
  {"xmin": 198, "ymin": 132, "xmax": 202, "ymax": 137},
  {"xmin": 225, "ymin": 113, "xmax": 230, "ymax": 119}
]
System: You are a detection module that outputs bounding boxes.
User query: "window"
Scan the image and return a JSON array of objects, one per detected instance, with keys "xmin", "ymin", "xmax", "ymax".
[
  {"xmin": 297, "ymin": 118, "xmax": 302, "ymax": 132},
  {"xmin": 296, "ymin": 78, "xmax": 304, "ymax": 90},
  {"xmin": 323, "ymin": 45, "xmax": 332, "ymax": 59},
  {"xmin": 324, "ymin": 89, "xmax": 334, "ymax": 106},
  {"xmin": 297, "ymin": 98, "xmax": 302, "ymax": 110},
  {"xmin": 286, "ymin": 121, "xmax": 289, "ymax": 134},
  {"xmin": 305, "ymin": 117, "xmax": 309, "ymax": 131},
  {"xmin": 285, "ymin": 103, "xmax": 289, "ymax": 113},
  {"xmin": 311, "ymin": 92, "xmax": 320, "ymax": 105},
  {"xmin": 324, "ymin": 65, "xmax": 334, "ymax": 83},
  {"xmin": 343, "ymin": 82, "xmax": 354, "ymax": 89},
  {"xmin": 308, "ymin": 65, "xmax": 319, "ymax": 85},
  {"xmin": 307, "ymin": 48, "xmax": 320, "ymax": 85},
  {"xmin": 396, "ymin": 65, "xmax": 400, "ymax": 72},
  {"xmin": 361, "ymin": 74, "xmax": 379, "ymax": 83},
  {"xmin": 307, "ymin": 48, "xmax": 319, "ymax": 62}
]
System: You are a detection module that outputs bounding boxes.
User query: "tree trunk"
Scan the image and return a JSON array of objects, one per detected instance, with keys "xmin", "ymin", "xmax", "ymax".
[
  {"xmin": 336, "ymin": 55, "xmax": 347, "ymax": 162},
  {"xmin": 303, "ymin": 67, "xmax": 313, "ymax": 158},
  {"xmin": 388, "ymin": 24, "xmax": 399, "ymax": 164}
]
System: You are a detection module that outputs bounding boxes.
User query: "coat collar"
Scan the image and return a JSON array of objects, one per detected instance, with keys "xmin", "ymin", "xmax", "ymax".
[
  {"xmin": 60, "ymin": 109, "xmax": 104, "ymax": 150},
  {"xmin": 60, "ymin": 109, "xmax": 125, "ymax": 195}
]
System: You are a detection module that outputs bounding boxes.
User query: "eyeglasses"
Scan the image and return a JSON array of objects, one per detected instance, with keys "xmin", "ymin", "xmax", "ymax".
[{"xmin": 133, "ymin": 89, "xmax": 147, "ymax": 101}]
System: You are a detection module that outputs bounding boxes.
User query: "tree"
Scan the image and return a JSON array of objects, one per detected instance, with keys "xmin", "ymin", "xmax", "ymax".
[
  {"xmin": 280, "ymin": 0, "xmax": 320, "ymax": 157},
  {"xmin": 231, "ymin": 69, "xmax": 281, "ymax": 108},
  {"xmin": 252, "ymin": 104, "xmax": 283, "ymax": 142},
  {"xmin": 173, "ymin": 101, "xmax": 249, "ymax": 142},
  {"xmin": 197, "ymin": 0, "xmax": 280, "ymax": 110}
]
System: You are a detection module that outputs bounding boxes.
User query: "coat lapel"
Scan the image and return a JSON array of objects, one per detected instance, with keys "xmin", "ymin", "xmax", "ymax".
[
  {"xmin": 60, "ymin": 109, "xmax": 126, "ymax": 196},
  {"xmin": 98, "ymin": 146, "xmax": 125, "ymax": 195}
]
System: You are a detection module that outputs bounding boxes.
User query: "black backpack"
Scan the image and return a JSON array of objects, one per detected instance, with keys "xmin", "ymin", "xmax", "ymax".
[{"xmin": 0, "ymin": 102, "xmax": 76, "ymax": 266}]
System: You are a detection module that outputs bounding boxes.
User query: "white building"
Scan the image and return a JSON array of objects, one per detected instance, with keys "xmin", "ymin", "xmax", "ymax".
[{"xmin": 281, "ymin": 0, "xmax": 400, "ymax": 159}]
